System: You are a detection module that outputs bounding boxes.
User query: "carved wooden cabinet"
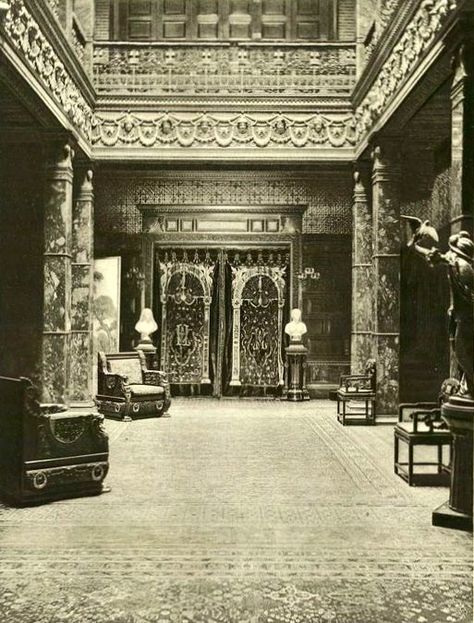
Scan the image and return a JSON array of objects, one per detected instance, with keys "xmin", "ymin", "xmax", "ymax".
[{"xmin": 0, "ymin": 376, "xmax": 109, "ymax": 505}]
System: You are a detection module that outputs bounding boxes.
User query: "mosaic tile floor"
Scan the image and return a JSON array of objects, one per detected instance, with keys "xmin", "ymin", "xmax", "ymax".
[{"xmin": 0, "ymin": 399, "xmax": 472, "ymax": 622}]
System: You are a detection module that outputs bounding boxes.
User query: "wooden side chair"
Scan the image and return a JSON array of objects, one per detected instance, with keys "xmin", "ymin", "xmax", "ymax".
[
  {"xmin": 394, "ymin": 397, "xmax": 453, "ymax": 487},
  {"xmin": 336, "ymin": 359, "xmax": 376, "ymax": 425}
]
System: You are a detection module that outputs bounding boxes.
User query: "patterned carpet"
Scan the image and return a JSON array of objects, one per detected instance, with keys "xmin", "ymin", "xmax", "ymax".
[{"xmin": 0, "ymin": 399, "xmax": 472, "ymax": 622}]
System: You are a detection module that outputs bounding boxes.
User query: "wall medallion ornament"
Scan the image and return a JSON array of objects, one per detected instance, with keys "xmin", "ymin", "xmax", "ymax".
[{"xmin": 91, "ymin": 111, "xmax": 356, "ymax": 150}]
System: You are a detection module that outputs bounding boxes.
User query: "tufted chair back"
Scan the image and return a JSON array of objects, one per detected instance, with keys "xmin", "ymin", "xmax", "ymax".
[{"xmin": 107, "ymin": 355, "xmax": 143, "ymax": 385}]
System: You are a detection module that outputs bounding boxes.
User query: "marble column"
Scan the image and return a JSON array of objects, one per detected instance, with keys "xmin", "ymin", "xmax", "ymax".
[
  {"xmin": 69, "ymin": 169, "xmax": 94, "ymax": 404},
  {"xmin": 351, "ymin": 167, "xmax": 373, "ymax": 373},
  {"xmin": 371, "ymin": 141, "xmax": 401, "ymax": 415},
  {"xmin": 450, "ymin": 44, "xmax": 474, "ymax": 236},
  {"xmin": 41, "ymin": 142, "xmax": 74, "ymax": 403}
]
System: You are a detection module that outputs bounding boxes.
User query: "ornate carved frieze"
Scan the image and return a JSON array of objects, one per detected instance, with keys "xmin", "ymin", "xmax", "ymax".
[
  {"xmin": 91, "ymin": 110, "xmax": 356, "ymax": 150},
  {"xmin": 46, "ymin": 0, "xmax": 59, "ymax": 20},
  {"xmin": 93, "ymin": 43, "xmax": 356, "ymax": 98},
  {"xmin": 1, "ymin": 0, "xmax": 93, "ymax": 138},
  {"xmin": 71, "ymin": 18, "xmax": 86, "ymax": 66},
  {"xmin": 364, "ymin": 0, "xmax": 403, "ymax": 64},
  {"xmin": 356, "ymin": 0, "xmax": 459, "ymax": 144}
]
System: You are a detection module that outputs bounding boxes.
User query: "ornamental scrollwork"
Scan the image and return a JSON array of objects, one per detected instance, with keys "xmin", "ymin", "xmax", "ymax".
[
  {"xmin": 91, "ymin": 111, "xmax": 356, "ymax": 150},
  {"xmin": 356, "ymin": 0, "xmax": 459, "ymax": 142},
  {"xmin": 93, "ymin": 43, "xmax": 356, "ymax": 98},
  {"xmin": 2, "ymin": 0, "xmax": 93, "ymax": 137},
  {"xmin": 364, "ymin": 0, "xmax": 402, "ymax": 63}
]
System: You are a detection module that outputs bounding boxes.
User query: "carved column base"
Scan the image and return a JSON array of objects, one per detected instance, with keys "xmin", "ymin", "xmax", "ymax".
[{"xmin": 432, "ymin": 396, "xmax": 473, "ymax": 532}]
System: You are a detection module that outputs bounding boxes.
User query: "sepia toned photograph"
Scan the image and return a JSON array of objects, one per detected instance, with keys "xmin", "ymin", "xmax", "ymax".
[{"xmin": 0, "ymin": 0, "xmax": 472, "ymax": 621}]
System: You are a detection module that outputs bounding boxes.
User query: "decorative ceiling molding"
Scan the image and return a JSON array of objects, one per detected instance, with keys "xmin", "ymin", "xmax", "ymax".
[
  {"xmin": 1, "ymin": 0, "xmax": 93, "ymax": 141},
  {"xmin": 91, "ymin": 110, "xmax": 357, "ymax": 151},
  {"xmin": 355, "ymin": 0, "xmax": 459, "ymax": 145},
  {"xmin": 0, "ymin": 0, "xmax": 464, "ymax": 161},
  {"xmin": 363, "ymin": 0, "xmax": 403, "ymax": 66},
  {"xmin": 95, "ymin": 95, "xmax": 351, "ymax": 111}
]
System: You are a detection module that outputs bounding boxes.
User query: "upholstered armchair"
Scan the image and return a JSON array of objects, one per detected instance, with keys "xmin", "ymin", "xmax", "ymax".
[
  {"xmin": 96, "ymin": 350, "xmax": 171, "ymax": 421},
  {"xmin": 0, "ymin": 376, "xmax": 109, "ymax": 505}
]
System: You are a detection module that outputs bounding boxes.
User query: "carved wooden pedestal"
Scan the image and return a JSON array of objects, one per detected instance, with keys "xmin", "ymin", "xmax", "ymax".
[
  {"xmin": 284, "ymin": 343, "xmax": 310, "ymax": 402},
  {"xmin": 135, "ymin": 343, "xmax": 157, "ymax": 371},
  {"xmin": 432, "ymin": 396, "xmax": 473, "ymax": 532}
]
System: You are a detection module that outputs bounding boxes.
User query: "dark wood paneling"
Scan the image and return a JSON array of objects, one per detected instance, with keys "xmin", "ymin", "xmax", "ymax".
[
  {"xmin": 302, "ymin": 234, "xmax": 351, "ymax": 363},
  {"xmin": 111, "ymin": 0, "xmax": 339, "ymax": 40},
  {"xmin": 400, "ymin": 237, "xmax": 450, "ymax": 402}
]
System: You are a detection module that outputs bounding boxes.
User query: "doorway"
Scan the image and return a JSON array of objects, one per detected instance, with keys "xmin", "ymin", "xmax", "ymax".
[{"xmin": 153, "ymin": 246, "xmax": 291, "ymax": 397}]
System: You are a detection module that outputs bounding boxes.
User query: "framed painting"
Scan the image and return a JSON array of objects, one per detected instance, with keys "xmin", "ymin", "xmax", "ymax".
[{"xmin": 92, "ymin": 257, "xmax": 121, "ymax": 390}]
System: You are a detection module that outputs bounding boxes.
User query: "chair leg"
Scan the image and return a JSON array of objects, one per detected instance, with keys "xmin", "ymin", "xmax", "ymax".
[
  {"xmin": 394, "ymin": 435, "xmax": 399, "ymax": 474},
  {"xmin": 342, "ymin": 400, "xmax": 346, "ymax": 425},
  {"xmin": 408, "ymin": 443, "xmax": 414, "ymax": 486},
  {"xmin": 437, "ymin": 444, "xmax": 442, "ymax": 473}
]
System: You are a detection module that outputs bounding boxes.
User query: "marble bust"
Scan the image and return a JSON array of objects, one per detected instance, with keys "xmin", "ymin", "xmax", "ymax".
[{"xmin": 285, "ymin": 308, "xmax": 307, "ymax": 343}]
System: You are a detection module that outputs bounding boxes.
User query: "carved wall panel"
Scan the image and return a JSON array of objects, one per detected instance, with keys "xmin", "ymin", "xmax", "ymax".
[{"xmin": 302, "ymin": 234, "xmax": 351, "ymax": 381}]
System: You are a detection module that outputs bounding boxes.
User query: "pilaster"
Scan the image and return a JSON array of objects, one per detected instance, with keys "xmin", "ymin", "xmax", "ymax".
[
  {"xmin": 351, "ymin": 166, "xmax": 373, "ymax": 373},
  {"xmin": 450, "ymin": 44, "xmax": 474, "ymax": 236},
  {"xmin": 41, "ymin": 141, "xmax": 74, "ymax": 403},
  {"xmin": 70, "ymin": 168, "xmax": 94, "ymax": 404},
  {"xmin": 371, "ymin": 140, "xmax": 401, "ymax": 415}
]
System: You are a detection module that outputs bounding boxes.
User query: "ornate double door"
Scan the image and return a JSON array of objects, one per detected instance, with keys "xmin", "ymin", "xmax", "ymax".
[{"xmin": 155, "ymin": 247, "xmax": 290, "ymax": 396}]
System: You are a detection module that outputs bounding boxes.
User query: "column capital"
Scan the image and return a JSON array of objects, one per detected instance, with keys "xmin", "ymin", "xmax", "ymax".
[
  {"xmin": 77, "ymin": 169, "xmax": 94, "ymax": 202},
  {"xmin": 451, "ymin": 43, "xmax": 474, "ymax": 104},
  {"xmin": 47, "ymin": 141, "xmax": 75, "ymax": 182},
  {"xmin": 371, "ymin": 138, "xmax": 402, "ymax": 183},
  {"xmin": 353, "ymin": 170, "xmax": 368, "ymax": 204}
]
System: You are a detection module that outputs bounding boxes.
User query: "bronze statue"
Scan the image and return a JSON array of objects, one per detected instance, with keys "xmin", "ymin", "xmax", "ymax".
[{"xmin": 402, "ymin": 217, "xmax": 474, "ymax": 400}]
